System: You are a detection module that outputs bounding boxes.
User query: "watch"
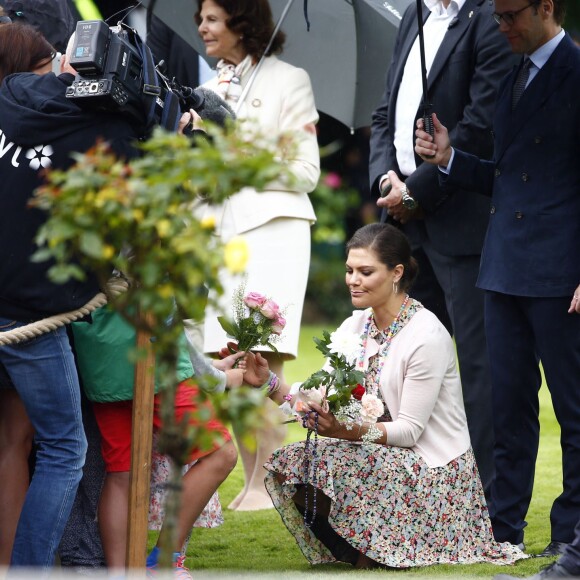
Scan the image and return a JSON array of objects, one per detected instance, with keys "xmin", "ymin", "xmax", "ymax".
[{"xmin": 400, "ymin": 185, "xmax": 417, "ymax": 210}]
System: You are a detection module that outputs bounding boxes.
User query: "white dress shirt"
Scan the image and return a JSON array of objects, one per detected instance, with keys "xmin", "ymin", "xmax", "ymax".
[{"xmin": 393, "ymin": 0, "xmax": 465, "ymax": 178}]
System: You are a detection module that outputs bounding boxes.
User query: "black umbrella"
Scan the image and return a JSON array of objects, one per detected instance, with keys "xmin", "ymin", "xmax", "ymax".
[{"xmin": 141, "ymin": 0, "xmax": 413, "ymax": 130}]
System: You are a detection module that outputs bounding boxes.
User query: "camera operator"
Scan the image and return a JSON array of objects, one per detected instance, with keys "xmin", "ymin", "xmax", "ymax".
[{"xmin": 0, "ymin": 23, "xmax": 151, "ymax": 569}]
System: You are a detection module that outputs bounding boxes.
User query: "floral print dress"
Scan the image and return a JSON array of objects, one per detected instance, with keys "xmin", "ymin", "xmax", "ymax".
[{"xmin": 264, "ymin": 312, "xmax": 526, "ymax": 568}]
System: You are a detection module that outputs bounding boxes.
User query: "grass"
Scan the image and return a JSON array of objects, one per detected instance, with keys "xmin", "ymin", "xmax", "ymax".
[{"xmin": 173, "ymin": 325, "xmax": 562, "ymax": 577}]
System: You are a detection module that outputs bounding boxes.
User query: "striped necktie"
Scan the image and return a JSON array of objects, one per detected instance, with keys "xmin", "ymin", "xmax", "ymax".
[{"xmin": 512, "ymin": 57, "xmax": 532, "ymax": 110}]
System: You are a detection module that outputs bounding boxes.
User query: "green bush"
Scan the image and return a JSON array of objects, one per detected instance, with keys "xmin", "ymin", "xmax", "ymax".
[
  {"xmin": 304, "ymin": 242, "xmax": 353, "ymax": 326},
  {"xmin": 305, "ymin": 171, "xmax": 359, "ymax": 325}
]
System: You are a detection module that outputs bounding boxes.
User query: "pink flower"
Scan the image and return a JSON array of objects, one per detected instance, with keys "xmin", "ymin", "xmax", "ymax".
[
  {"xmin": 271, "ymin": 315, "xmax": 286, "ymax": 335},
  {"xmin": 259, "ymin": 299, "xmax": 280, "ymax": 320},
  {"xmin": 360, "ymin": 393, "xmax": 384, "ymax": 421},
  {"xmin": 244, "ymin": 292, "xmax": 266, "ymax": 309},
  {"xmin": 323, "ymin": 172, "xmax": 342, "ymax": 189}
]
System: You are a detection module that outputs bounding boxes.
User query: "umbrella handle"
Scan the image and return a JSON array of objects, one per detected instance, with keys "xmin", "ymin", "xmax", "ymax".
[{"xmin": 421, "ymin": 103, "xmax": 436, "ymax": 159}]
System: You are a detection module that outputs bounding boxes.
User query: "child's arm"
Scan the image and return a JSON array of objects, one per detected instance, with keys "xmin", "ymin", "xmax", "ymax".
[{"xmin": 186, "ymin": 338, "xmax": 245, "ymax": 392}]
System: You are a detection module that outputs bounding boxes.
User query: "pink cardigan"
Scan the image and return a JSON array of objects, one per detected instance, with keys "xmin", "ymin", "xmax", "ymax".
[{"xmin": 336, "ymin": 307, "xmax": 471, "ymax": 468}]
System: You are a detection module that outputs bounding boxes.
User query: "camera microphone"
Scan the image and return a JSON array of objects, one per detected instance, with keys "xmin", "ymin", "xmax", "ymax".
[{"xmin": 182, "ymin": 86, "xmax": 236, "ymax": 127}]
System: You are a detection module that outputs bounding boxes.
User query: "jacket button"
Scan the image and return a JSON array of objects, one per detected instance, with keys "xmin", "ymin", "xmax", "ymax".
[
  {"xmin": 490, "ymin": 206, "xmax": 496, "ymax": 214},
  {"xmin": 521, "ymin": 173, "xmax": 529, "ymax": 181},
  {"xmin": 534, "ymin": 136, "xmax": 542, "ymax": 144},
  {"xmin": 494, "ymin": 168, "xmax": 501, "ymax": 177},
  {"xmin": 515, "ymin": 211, "xmax": 523, "ymax": 219}
]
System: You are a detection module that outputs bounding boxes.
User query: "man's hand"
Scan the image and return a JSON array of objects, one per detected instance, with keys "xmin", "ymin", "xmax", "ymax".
[
  {"xmin": 376, "ymin": 171, "xmax": 419, "ymax": 224},
  {"xmin": 568, "ymin": 284, "xmax": 580, "ymax": 314},
  {"xmin": 415, "ymin": 113, "xmax": 452, "ymax": 167}
]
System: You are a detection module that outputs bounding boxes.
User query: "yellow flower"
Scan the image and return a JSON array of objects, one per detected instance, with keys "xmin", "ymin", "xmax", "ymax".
[
  {"xmin": 224, "ymin": 236, "xmax": 249, "ymax": 274},
  {"xmin": 156, "ymin": 219, "xmax": 171, "ymax": 238},
  {"xmin": 200, "ymin": 215, "xmax": 216, "ymax": 230},
  {"xmin": 158, "ymin": 284, "xmax": 173, "ymax": 299},
  {"xmin": 102, "ymin": 245, "xmax": 115, "ymax": 259}
]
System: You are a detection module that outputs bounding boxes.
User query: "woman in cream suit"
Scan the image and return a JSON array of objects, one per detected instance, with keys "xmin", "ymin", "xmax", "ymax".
[{"xmin": 194, "ymin": 0, "xmax": 320, "ymax": 510}]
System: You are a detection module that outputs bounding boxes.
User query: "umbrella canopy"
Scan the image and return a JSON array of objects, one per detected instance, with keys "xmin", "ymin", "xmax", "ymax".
[{"xmin": 142, "ymin": 0, "xmax": 411, "ymax": 130}]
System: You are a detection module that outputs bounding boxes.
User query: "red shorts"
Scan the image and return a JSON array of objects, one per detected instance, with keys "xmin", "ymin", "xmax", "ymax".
[{"xmin": 93, "ymin": 379, "xmax": 231, "ymax": 472}]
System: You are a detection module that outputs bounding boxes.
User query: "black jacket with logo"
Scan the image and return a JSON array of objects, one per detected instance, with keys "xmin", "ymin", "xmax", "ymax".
[{"xmin": 0, "ymin": 72, "xmax": 140, "ymax": 321}]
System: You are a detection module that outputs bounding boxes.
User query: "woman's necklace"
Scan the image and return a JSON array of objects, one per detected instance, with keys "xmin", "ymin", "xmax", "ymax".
[{"xmin": 357, "ymin": 294, "xmax": 419, "ymax": 379}]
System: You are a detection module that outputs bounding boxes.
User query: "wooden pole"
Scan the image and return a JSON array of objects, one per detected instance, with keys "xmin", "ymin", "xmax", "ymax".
[{"xmin": 126, "ymin": 320, "xmax": 156, "ymax": 569}]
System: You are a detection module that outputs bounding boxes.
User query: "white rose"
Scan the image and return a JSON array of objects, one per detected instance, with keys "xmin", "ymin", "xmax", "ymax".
[{"xmin": 360, "ymin": 393, "xmax": 384, "ymax": 421}]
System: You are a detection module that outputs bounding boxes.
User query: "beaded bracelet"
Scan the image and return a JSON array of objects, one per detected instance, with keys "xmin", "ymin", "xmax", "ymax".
[{"xmin": 261, "ymin": 371, "xmax": 281, "ymax": 397}]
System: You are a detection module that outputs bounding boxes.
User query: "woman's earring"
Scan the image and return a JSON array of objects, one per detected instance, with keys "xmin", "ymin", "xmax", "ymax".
[{"xmin": 392, "ymin": 281, "xmax": 399, "ymax": 295}]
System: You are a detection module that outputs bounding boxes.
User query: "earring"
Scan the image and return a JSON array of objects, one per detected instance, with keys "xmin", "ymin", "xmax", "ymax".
[{"xmin": 392, "ymin": 281, "xmax": 399, "ymax": 295}]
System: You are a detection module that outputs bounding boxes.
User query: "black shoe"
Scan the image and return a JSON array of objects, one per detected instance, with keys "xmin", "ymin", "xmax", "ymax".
[
  {"xmin": 538, "ymin": 542, "xmax": 570, "ymax": 558},
  {"xmin": 494, "ymin": 561, "xmax": 579, "ymax": 579}
]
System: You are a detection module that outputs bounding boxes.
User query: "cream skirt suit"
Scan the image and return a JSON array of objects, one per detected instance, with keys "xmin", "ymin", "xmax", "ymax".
[{"xmin": 199, "ymin": 56, "xmax": 320, "ymax": 358}]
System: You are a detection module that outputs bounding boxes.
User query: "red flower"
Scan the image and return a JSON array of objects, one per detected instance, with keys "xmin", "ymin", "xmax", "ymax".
[{"xmin": 352, "ymin": 384, "xmax": 365, "ymax": 400}]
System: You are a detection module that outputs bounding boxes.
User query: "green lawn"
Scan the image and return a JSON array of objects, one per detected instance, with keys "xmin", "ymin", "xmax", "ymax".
[{"xmin": 177, "ymin": 324, "xmax": 562, "ymax": 577}]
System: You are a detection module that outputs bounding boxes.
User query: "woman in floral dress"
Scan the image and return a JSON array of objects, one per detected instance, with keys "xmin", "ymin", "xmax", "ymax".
[{"xmin": 241, "ymin": 223, "xmax": 526, "ymax": 569}]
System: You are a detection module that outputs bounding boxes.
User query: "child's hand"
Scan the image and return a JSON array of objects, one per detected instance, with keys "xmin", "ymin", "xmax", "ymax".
[
  {"xmin": 213, "ymin": 349, "xmax": 245, "ymax": 371},
  {"xmin": 225, "ymin": 368, "xmax": 245, "ymax": 388}
]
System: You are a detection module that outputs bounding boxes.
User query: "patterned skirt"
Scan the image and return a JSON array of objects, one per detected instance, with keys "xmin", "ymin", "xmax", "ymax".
[{"xmin": 264, "ymin": 439, "xmax": 526, "ymax": 568}]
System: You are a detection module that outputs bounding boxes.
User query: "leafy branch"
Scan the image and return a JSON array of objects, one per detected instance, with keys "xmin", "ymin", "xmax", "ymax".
[{"xmin": 300, "ymin": 330, "xmax": 365, "ymax": 413}]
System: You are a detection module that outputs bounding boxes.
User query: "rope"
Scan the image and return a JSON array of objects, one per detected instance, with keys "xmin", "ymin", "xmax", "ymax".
[{"xmin": 0, "ymin": 277, "xmax": 129, "ymax": 346}]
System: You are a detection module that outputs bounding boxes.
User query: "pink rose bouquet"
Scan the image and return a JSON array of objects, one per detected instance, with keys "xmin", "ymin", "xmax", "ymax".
[{"xmin": 218, "ymin": 283, "xmax": 286, "ymax": 356}]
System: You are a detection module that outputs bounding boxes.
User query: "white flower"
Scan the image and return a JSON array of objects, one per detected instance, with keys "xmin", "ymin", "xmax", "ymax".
[
  {"xmin": 327, "ymin": 329, "xmax": 362, "ymax": 364},
  {"xmin": 360, "ymin": 393, "xmax": 384, "ymax": 422}
]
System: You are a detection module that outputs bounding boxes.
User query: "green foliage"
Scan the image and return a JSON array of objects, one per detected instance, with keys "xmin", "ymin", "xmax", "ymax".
[
  {"xmin": 309, "ymin": 171, "xmax": 359, "ymax": 244},
  {"xmin": 305, "ymin": 242, "xmax": 354, "ymax": 325},
  {"xmin": 31, "ymin": 124, "xmax": 289, "ymax": 334},
  {"xmin": 300, "ymin": 330, "xmax": 364, "ymax": 413},
  {"xmin": 30, "ymin": 121, "xmax": 295, "ymax": 566}
]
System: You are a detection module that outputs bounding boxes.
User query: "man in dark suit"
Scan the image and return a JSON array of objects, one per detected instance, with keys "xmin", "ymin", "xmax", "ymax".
[
  {"xmin": 495, "ymin": 515, "xmax": 580, "ymax": 580},
  {"xmin": 415, "ymin": 0, "xmax": 580, "ymax": 557},
  {"xmin": 369, "ymin": 0, "xmax": 517, "ymax": 496}
]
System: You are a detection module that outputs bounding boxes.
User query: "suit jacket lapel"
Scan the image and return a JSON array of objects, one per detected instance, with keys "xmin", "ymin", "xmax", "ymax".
[
  {"xmin": 428, "ymin": 0, "xmax": 482, "ymax": 87},
  {"xmin": 496, "ymin": 37, "xmax": 573, "ymax": 160}
]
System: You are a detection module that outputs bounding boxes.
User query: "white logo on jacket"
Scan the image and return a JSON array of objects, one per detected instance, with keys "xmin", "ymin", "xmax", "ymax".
[
  {"xmin": 0, "ymin": 129, "xmax": 53, "ymax": 169},
  {"xmin": 25, "ymin": 144, "xmax": 54, "ymax": 170}
]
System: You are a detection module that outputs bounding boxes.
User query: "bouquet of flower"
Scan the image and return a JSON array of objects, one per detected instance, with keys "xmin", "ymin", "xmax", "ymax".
[
  {"xmin": 218, "ymin": 284, "xmax": 286, "ymax": 356},
  {"xmin": 296, "ymin": 328, "xmax": 384, "ymax": 443}
]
